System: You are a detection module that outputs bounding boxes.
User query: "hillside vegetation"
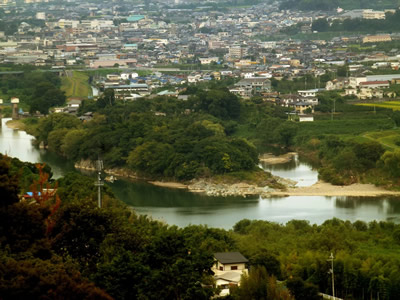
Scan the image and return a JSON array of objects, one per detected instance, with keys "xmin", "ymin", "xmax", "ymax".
[
  {"xmin": 1, "ymin": 155, "xmax": 400, "ymax": 299},
  {"xmin": 23, "ymin": 86, "xmax": 400, "ymax": 188},
  {"xmin": 61, "ymin": 71, "xmax": 91, "ymax": 99},
  {"xmin": 280, "ymin": 0, "xmax": 399, "ymax": 11}
]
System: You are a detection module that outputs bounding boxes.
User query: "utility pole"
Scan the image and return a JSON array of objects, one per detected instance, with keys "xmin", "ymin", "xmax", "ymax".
[
  {"xmin": 331, "ymin": 98, "xmax": 336, "ymax": 121},
  {"xmin": 95, "ymin": 158, "xmax": 104, "ymax": 208},
  {"xmin": 328, "ymin": 253, "xmax": 335, "ymax": 299},
  {"xmin": 0, "ymin": 99, "xmax": 2, "ymax": 127}
]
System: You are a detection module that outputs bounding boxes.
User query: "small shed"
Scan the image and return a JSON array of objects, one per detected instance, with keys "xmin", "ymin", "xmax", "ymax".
[{"xmin": 299, "ymin": 114, "xmax": 314, "ymax": 122}]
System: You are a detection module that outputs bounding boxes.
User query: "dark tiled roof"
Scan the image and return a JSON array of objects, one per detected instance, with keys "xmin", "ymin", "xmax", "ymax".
[{"xmin": 214, "ymin": 252, "xmax": 248, "ymax": 264}]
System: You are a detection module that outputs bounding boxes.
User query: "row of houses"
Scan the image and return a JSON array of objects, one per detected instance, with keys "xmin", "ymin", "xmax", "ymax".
[{"xmin": 326, "ymin": 74, "xmax": 400, "ymax": 99}]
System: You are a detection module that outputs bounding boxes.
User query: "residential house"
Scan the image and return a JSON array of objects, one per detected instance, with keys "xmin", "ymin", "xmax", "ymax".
[
  {"xmin": 358, "ymin": 88, "xmax": 384, "ymax": 99},
  {"xmin": 230, "ymin": 77, "xmax": 271, "ymax": 98},
  {"xmin": 362, "ymin": 10, "xmax": 386, "ymax": 20},
  {"xmin": 188, "ymin": 74, "xmax": 202, "ymax": 83},
  {"xmin": 279, "ymin": 94, "xmax": 318, "ymax": 113},
  {"xmin": 345, "ymin": 88, "xmax": 358, "ymax": 96},
  {"xmin": 65, "ymin": 98, "xmax": 82, "ymax": 114},
  {"xmin": 298, "ymin": 89, "xmax": 318, "ymax": 98},
  {"xmin": 294, "ymin": 101, "xmax": 316, "ymax": 114},
  {"xmin": 349, "ymin": 77, "xmax": 367, "ymax": 88},
  {"xmin": 212, "ymin": 252, "xmax": 249, "ymax": 297},
  {"xmin": 325, "ymin": 79, "xmax": 347, "ymax": 91},
  {"xmin": 199, "ymin": 57, "xmax": 219, "ymax": 64},
  {"xmin": 362, "ymin": 34, "xmax": 392, "ymax": 44}
]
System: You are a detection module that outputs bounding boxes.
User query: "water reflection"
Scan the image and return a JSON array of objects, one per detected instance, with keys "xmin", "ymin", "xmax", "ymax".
[
  {"xmin": 260, "ymin": 154, "xmax": 319, "ymax": 187},
  {"xmin": 336, "ymin": 196, "xmax": 385, "ymax": 209},
  {"xmin": 334, "ymin": 196, "xmax": 400, "ymax": 223},
  {"xmin": 111, "ymin": 179, "xmax": 258, "ymax": 209},
  {"xmin": 0, "ymin": 118, "xmax": 74, "ymax": 178},
  {"xmin": 2, "ymin": 117, "xmax": 400, "ymax": 228}
]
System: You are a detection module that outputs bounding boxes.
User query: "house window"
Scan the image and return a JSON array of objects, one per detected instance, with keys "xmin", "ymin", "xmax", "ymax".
[
  {"xmin": 219, "ymin": 266, "xmax": 223, "ymax": 271},
  {"xmin": 231, "ymin": 266, "xmax": 238, "ymax": 270}
]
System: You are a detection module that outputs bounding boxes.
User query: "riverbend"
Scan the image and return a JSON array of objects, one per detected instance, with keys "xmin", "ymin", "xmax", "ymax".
[{"xmin": 2, "ymin": 118, "xmax": 400, "ymax": 229}]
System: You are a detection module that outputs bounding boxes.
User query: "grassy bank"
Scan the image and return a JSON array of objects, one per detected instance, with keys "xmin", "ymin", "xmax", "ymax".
[{"xmin": 61, "ymin": 71, "xmax": 91, "ymax": 99}]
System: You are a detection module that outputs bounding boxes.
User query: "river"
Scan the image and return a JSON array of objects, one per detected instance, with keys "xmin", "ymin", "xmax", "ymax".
[{"xmin": 1, "ymin": 118, "xmax": 400, "ymax": 229}]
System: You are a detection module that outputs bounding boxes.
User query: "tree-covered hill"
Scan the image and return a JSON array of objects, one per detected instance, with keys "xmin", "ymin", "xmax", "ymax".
[
  {"xmin": 310, "ymin": 10, "xmax": 400, "ymax": 34},
  {"xmin": 22, "ymin": 86, "xmax": 400, "ymax": 188},
  {"xmin": 27, "ymin": 88, "xmax": 290, "ymax": 184},
  {"xmin": 1, "ymin": 155, "xmax": 400, "ymax": 299},
  {"xmin": 279, "ymin": 0, "xmax": 399, "ymax": 11},
  {"xmin": 0, "ymin": 70, "xmax": 66, "ymax": 115}
]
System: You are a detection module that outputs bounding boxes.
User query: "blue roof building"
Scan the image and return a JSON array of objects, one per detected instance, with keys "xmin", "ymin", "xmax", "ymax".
[{"xmin": 127, "ymin": 15, "xmax": 145, "ymax": 22}]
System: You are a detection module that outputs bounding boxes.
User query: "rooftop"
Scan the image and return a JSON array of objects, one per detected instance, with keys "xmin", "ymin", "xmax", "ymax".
[{"xmin": 214, "ymin": 252, "xmax": 248, "ymax": 264}]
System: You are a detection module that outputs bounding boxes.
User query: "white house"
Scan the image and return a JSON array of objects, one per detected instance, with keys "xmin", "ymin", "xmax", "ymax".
[
  {"xmin": 199, "ymin": 57, "xmax": 219, "ymax": 65},
  {"xmin": 349, "ymin": 77, "xmax": 367, "ymax": 88},
  {"xmin": 298, "ymin": 89, "xmax": 318, "ymax": 98},
  {"xmin": 212, "ymin": 252, "xmax": 249, "ymax": 296},
  {"xmin": 188, "ymin": 74, "xmax": 202, "ymax": 83}
]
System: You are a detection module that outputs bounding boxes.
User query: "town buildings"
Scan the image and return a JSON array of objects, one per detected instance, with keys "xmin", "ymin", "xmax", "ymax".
[{"xmin": 0, "ymin": 1, "xmax": 400, "ymax": 115}]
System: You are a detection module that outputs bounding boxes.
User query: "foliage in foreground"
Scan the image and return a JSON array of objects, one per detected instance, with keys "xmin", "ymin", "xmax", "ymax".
[{"xmin": 2, "ymin": 155, "xmax": 400, "ymax": 299}]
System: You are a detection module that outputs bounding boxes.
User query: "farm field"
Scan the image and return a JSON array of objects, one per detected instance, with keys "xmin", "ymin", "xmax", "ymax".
[
  {"xmin": 357, "ymin": 101, "xmax": 400, "ymax": 111},
  {"xmin": 360, "ymin": 129, "xmax": 400, "ymax": 150},
  {"xmin": 298, "ymin": 106, "xmax": 400, "ymax": 150},
  {"xmin": 61, "ymin": 71, "xmax": 91, "ymax": 99},
  {"xmin": 297, "ymin": 117, "xmax": 395, "ymax": 136}
]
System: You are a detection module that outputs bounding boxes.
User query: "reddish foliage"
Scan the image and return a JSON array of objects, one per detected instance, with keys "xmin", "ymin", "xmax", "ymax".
[{"xmin": 29, "ymin": 163, "xmax": 61, "ymax": 235}]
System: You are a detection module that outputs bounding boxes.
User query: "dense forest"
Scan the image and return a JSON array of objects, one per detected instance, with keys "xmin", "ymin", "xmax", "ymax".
[
  {"xmin": 1, "ymin": 154, "xmax": 400, "ymax": 299},
  {"xmin": 283, "ymin": 10, "xmax": 400, "ymax": 36},
  {"xmin": 0, "ymin": 71, "xmax": 65, "ymax": 114},
  {"xmin": 24, "ymin": 85, "xmax": 400, "ymax": 189},
  {"xmin": 26, "ymin": 87, "xmax": 290, "ymax": 185},
  {"xmin": 311, "ymin": 10, "xmax": 400, "ymax": 34}
]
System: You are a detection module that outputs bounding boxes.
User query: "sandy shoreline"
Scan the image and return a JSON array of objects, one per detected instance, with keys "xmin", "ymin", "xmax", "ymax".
[
  {"xmin": 32, "ymin": 141, "xmax": 400, "ymax": 197},
  {"xmin": 268, "ymin": 181, "xmax": 400, "ymax": 197},
  {"xmin": 6, "ymin": 120, "xmax": 25, "ymax": 130},
  {"xmin": 149, "ymin": 179, "xmax": 400, "ymax": 198},
  {"xmin": 148, "ymin": 181, "xmax": 188, "ymax": 189},
  {"xmin": 259, "ymin": 152, "xmax": 296, "ymax": 164}
]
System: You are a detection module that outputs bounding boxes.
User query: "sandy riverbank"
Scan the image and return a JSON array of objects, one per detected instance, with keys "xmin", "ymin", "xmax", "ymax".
[
  {"xmin": 149, "ymin": 181, "xmax": 188, "ymax": 189},
  {"xmin": 267, "ymin": 181, "xmax": 400, "ymax": 197},
  {"xmin": 73, "ymin": 159, "xmax": 400, "ymax": 197},
  {"xmin": 6, "ymin": 120, "xmax": 25, "ymax": 130},
  {"xmin": 259, "ymin": 152, "xmax": 296, "ymax": 164}
]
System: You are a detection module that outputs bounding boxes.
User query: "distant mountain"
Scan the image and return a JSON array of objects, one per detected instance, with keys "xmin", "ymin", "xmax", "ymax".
[{"xmin": 279, "ymin": 0, "xmax": 399, "ymax": 11}]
